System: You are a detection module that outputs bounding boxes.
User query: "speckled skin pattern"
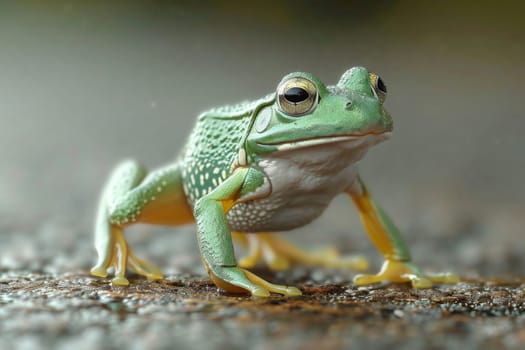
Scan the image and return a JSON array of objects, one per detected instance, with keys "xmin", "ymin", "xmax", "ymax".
[
  {"xmin": 90, "ymin": 67, "xmax": 458, "ymax": 296},
  {"xmin": 181, "ymin": 96, "xmax": 272, "ymax": 205}
]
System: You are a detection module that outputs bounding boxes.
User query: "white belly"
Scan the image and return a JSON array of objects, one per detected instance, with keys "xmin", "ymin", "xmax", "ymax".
[{"xmin": 227, "ymin": 139, "xmax": 372, "ymax": 232}]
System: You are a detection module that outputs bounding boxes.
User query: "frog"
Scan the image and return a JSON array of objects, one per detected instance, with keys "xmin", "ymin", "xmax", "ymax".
[{"xmin": 90, "ymin": 67, "xmax": 458, "ymax": 297}]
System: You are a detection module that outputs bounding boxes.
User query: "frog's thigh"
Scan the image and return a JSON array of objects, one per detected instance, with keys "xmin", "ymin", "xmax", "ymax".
[
  {"xmin": 93, "ymin": 160, "xmax": 194, "ymax": 283},
  {"xmin": 108, "ymin": 160, "xmax": 194, "ymax": 227}
]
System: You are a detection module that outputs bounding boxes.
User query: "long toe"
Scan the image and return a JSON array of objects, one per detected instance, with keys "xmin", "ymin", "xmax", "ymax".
[
  {"xmin": 90, "ymin": 266, "xmax": 108, "ymax": 278},
  {"xmin": 428, "ymin": 272, "xmax": 460, "ymax": 284},
  {"xmin": 353, "ymin": 273, "xmax": 382, "ymax": 286},
  {"xmin": 407, "ymin": 275, "xmax": 432, "ymax": 289},
  {"xmin": 111, "ymin": 276, "xmax": 130, "ymax": 286}
]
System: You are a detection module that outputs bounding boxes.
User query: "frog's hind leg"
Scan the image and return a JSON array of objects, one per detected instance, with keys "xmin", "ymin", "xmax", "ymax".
[
  {"xmin": 233, "ymin": 232, "xmax": 369, "ymax": 271},
  {"xmin": 91, "ymin": 160, "xmax": 194, "ymax": 285}
]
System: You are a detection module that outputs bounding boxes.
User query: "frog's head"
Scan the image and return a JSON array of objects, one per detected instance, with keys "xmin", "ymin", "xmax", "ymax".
[{"xmin": 247, "ymin": 67, "xmax": 393, "ymax": 155}]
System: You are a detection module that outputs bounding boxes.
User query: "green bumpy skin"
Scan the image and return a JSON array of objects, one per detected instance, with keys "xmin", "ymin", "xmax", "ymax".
[{"xmin": 90, "ymin": 67, "xmax": 459, "ymax": 296}]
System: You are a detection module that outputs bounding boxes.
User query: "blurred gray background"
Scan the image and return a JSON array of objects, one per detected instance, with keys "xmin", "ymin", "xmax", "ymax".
[{"xmin": 0, "ymin": 1, "xmax": 524, "ymax": 278}]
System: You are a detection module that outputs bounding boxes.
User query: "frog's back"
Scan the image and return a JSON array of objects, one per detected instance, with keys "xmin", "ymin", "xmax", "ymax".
[{"xmin": 181, "ymin": 96, "xmax": 272, "ymax": 204}]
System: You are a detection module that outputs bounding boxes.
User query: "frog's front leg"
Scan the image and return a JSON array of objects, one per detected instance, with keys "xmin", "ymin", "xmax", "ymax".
[
  {"xmin": 194, "ymin": 168, "xmax": 301, "ymax": 297},
  {"xmin": 91, "ymin": 160, "xmax": 194, "ymax": 285},
  {"xmin": 347, "ymin": 176, "xmax": 459, "ymax": 288}
]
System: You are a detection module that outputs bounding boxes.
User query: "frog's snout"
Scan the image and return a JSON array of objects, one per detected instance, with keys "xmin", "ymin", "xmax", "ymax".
[{"xmin": 365, "ymin": 108, "xmax": 393, "ymax": 136}]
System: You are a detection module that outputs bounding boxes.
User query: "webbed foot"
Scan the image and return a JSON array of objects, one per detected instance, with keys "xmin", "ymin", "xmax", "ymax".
[
  {"xmin": 353, "ymin": 259, "xmax": 459, "ymax": 288},
  {"xmin": 90, "ymin": 228, "xmax": 163, "ymax": 286},
  {"xmin": 207, "ymin": 264, "xmax": 302, "ymax": 297},
  {"xmin": 233, "ymin": 232, "xmax": 368, "ymax": 271}
]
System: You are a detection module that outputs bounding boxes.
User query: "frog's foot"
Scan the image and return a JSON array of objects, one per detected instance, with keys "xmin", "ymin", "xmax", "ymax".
[
  {"xmin": 90, "ymin": 228, "xmax": 163, "ymax": 286},
  {"xmin": 233, "ymin": 232, "xmax": 368, "ymax": 271},
  {"xmin": 207, "ymin": 264, "xmax": 302, "ymax": 297},
  {"xmin": 353, "ymin": 259, "xmax": 459, "ymax": 288}
]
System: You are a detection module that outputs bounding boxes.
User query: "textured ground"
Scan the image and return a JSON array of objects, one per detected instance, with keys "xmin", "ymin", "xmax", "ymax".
[
  {"xmin": 3, "ymin": 270, "xmax": 525, "ymax": 350},
  {"xmin": 1, "ymin": 208, "xmax": 525, "ymax": 350}
]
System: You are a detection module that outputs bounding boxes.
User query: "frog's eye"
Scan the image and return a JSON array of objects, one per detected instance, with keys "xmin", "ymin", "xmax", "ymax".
[
  {"xmin": 277, "ymin": 77, "xmax": 319, "ymax": 116},
  {"xmin": 369, "ymin": 73, "xmax": 387, "ymax": 104}
]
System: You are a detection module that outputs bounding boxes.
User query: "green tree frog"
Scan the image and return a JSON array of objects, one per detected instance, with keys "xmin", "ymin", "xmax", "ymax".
[{"xmin": 90, "ymin": 67, "xmax": 458, "ymax": 296}]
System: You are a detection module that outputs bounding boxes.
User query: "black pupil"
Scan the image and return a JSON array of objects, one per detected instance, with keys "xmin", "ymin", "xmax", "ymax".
[
  {"xmin": 284, "ymin": 87, "xmax": 309, "ymax": 103},
  {"xmin": 377, "ymin": 77, "xmax": 387, "ymax": 93}
]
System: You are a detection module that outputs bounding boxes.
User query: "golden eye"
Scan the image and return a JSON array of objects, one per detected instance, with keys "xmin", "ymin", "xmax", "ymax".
[
  {"xmin": 369, "ymin": 73, "xmax": 387, "ymax": 104},
  {"xmin": 277, "ymin": 77, "xmax": 319, "ymax": 116}
]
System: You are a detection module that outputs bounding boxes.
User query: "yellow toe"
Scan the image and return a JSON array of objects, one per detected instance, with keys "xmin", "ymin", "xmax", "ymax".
[
  {"xmin": 90, "ymin": 266, "xmax": 108, "ymax": 278},
  {"xmin": 408, "ymin": 275, "xmax": 432, "ymax": 289},
  {"xmin": 267, "ymin": 257, "xmax": 290, "ymax": 271},
  {"xmin": 284, "ymin": 286, "xmax": 302, "ymax": 297},
  {"xmin": 111, "ymin": 276, "xmax": 130, "ymax": 286},
  {"xmin": 430, "ymin": 272, "xmax": 460, "ymax": 284},
  {"xmin": 353, "ymin": 274, "xmax": 380, "ymax": 286},
  {"xmin": 250, "ymin": 287, "xmax": 271, "ymax": 297}
]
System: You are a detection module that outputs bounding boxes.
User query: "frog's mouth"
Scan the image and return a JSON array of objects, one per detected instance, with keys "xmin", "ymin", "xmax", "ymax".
[{"xmin": 259, "ymin": 131, "xmax": 392, "ymax": 152}]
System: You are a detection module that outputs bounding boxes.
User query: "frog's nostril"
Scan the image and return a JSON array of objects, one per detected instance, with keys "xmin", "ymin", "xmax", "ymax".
[{"xmin": 345, "ymin": 101, "xmax": 352, "ymax": 109}]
